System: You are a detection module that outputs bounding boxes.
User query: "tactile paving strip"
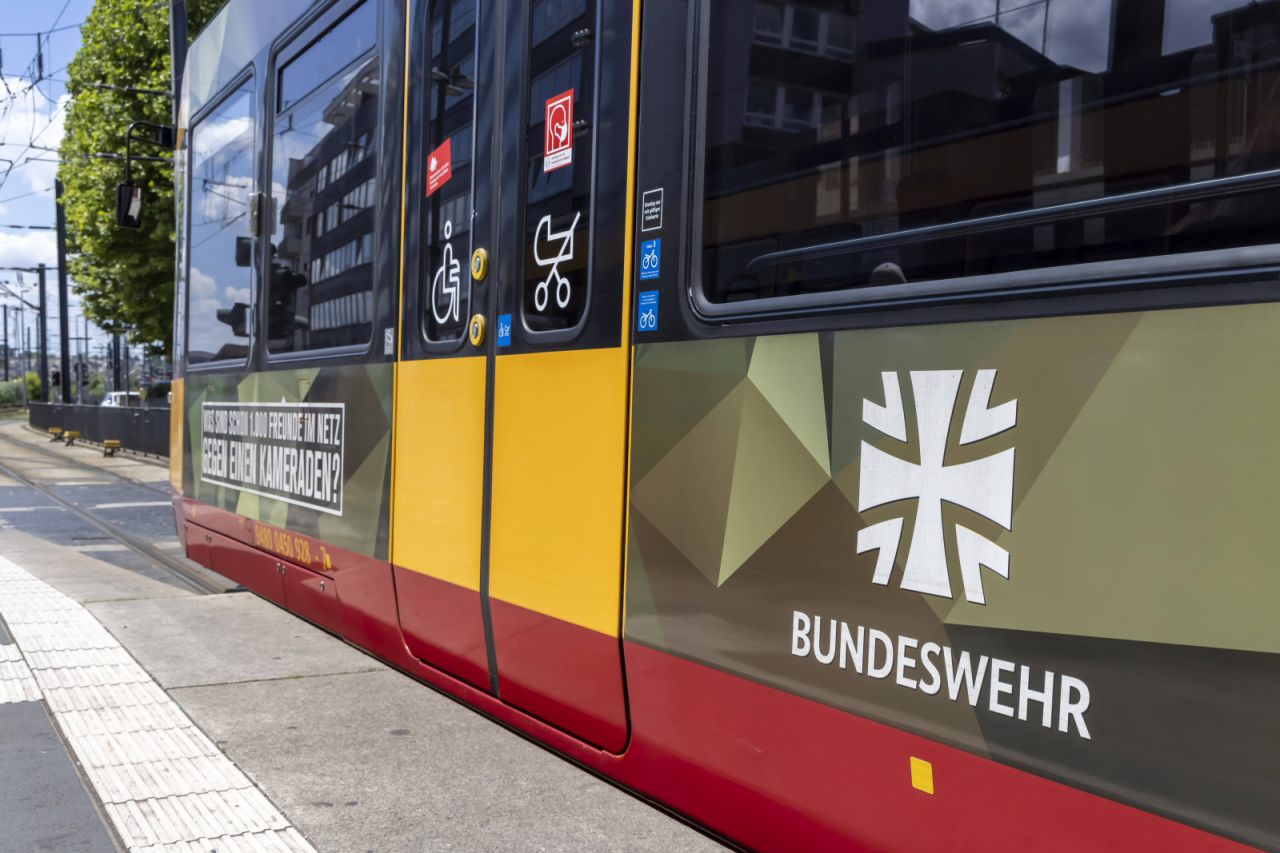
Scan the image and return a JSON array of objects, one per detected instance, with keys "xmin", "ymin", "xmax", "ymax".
[{"xmin": 0, "ymin": 555, "xmax": 318, "ymax": 852}]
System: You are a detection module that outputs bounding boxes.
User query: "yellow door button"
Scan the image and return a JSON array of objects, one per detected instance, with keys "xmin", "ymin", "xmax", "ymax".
[
  {"xmin": 468, "ymin": 313, "xmax": 487, "ymax": 347},
  {"xmin": 471, "ymin": 248, "xmax": 489, "ymax": 282}
]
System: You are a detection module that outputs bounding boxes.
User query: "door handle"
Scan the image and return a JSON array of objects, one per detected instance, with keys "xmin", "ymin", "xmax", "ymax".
[{"xmin": 248, "ymin": 191, "xmax": 264, "ymax": 236}]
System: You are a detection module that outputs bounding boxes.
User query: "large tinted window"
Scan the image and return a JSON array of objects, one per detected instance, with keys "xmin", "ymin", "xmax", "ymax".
[
  {"xmin": 268, "ymin": 1, "xmax": 380, "ymax": 353},
  {"xmin": 701, "ymin": 0, "xmax": 1280, "ymax": 303},
  {"xmin": 187, "ymin": 78, "xmax": 256, "ymax": 365},
  {"xmin": 422, "ymin": 0, "xmax": 476, "ymax": 343},
  {"xmin": 522, "ymin": 0, "xmax": 595, "ymax": 333}
]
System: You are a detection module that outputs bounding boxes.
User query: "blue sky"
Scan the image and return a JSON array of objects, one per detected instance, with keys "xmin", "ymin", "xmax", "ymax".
[{"xmin": 0, "ymin": 0, "xmax": 114, "ymax": 365}]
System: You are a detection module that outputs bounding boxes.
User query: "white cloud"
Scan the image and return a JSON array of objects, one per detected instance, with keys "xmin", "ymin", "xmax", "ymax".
[
  {"xmin": 0, "ymin": 78, "xmax": 71, "ymax": 199},
  {"xmin": 0, "ymin": 226, "xmax": 57, "ymax": 269},
  {"xmin": 193, "ymin": 114, "xmax": 252, "ymax": 160},
  {"xmin": 189, "ymin": 264, "xmax": 216, "ymax": 297},
  {"xmin": 910, "ymin": 0, "xmax": 997, "ymax": 30}
]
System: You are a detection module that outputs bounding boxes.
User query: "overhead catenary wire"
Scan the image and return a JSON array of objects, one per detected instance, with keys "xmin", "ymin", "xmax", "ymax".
[
  {"xmin": 48, "ymin": 0, "xmax": 74, "ymax": 33},
  {"xmin": 0, "ymin": 184, "xmax": 53, "ymax": 203},
  {"xmin": 0, "ymin": 90, "xmax": 72, "ymax": 194},
  {"xmin": 0, "ymin": 22, "xmax": 83, "ymax": 38},
  {"xmin": 0, "ymin": 5, "xmax": 88, "ymax": 191}
]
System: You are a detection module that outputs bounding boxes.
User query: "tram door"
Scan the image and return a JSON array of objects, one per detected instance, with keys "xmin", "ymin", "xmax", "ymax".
[{"xmin": 392, "ymin": 0, "xmax": 635, "ymax": 752}]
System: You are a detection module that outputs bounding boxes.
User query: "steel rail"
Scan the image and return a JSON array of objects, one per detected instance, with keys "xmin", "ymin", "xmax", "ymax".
[
  {"xmin": 0, "ymin": 440, "xmax": 225, "ymax": 596},
  {"xmin": 2, "ymin": 427, "xmax": 171, "ymax": 497}
]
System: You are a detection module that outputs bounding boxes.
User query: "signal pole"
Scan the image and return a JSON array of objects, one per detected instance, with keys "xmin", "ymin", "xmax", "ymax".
[
  {"xmin": 112, "ymin": 334, "xmax": 122, "ymax": 390},
  {"xmin": 3, "ymin": 306, "xmax": 8, "ymax": 381}
]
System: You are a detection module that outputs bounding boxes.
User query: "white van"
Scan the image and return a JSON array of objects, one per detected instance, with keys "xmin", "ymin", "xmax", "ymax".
[{"xmin": 100, "ymin": 392, "xmax": 141, "ymax": 408}]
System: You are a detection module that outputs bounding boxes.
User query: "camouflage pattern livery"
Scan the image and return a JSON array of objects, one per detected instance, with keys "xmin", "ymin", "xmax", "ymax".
[
  {"xmin": 627, "ymin": 301, "xmax": 1280, "ymax": 850},
  {"xmin": 183, "ymin": 364, "xmax": 393, "ymax": 560}
]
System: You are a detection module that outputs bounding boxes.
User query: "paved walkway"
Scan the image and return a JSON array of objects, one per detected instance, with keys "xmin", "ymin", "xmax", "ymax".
[{"xmin": 0, "ymin": 421, "xmax": 723, "ymax": 852}]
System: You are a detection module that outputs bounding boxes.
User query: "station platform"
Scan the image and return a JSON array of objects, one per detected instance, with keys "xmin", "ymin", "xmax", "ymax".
[{"xmin": 0, "ymin": 420, "xmax": 724, "ymax": 852}]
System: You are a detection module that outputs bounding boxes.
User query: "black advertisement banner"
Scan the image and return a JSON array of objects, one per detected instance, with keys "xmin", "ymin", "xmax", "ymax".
[{"xmin": 199, "ymin": 401, "xmax": 345, "ymax": 515}]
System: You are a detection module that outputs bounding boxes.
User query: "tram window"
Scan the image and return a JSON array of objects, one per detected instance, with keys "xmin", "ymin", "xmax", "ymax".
[
  {"xmin": 522, "ymin": 0, "xmax": 595, "ymax": 334},
  {"xmin": 268, "ymin": 2, "xmax": 380, "ymax": 354},
  {"xmin": 423, "ymin": 0, "xmax": 477, "ymax": 343},
  {"xmin": 187, "ymin": 78, "xmax": 256, "ymax": 366},
  {"xmin": 278, "ymin": 1, "xmax": 378, "ymax": 112},
  {"xmin": 699, "ymin": 0, "xmax": 1280, "ymax": 305}
]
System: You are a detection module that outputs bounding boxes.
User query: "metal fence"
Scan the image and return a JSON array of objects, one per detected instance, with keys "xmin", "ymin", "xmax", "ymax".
[{"xmin": 27, "ymin": 403, "xmax": 171, "ymax": 457}]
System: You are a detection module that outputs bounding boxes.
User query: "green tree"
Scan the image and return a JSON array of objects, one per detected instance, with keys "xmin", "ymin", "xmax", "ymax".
[
  {"xmin": 59, "ymin": 0, "xmax": 223, "ymax": 354},
  {"xmin": 25, "ymin": 370, "xmax": 40, "ymax": 400}
]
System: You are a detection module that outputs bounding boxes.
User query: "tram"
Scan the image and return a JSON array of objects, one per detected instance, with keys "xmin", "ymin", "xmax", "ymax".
[{"xmin": 169, "ymin": 0, "xmax": 1280, "ymax": 848}]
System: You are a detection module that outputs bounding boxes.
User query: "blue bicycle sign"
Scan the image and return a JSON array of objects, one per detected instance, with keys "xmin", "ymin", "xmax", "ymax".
[
  {"xmin": 637, "ymin": 290, "xmax": 659, "ymax": 333},
  {"xmin": 640, "ymin": 239, "xmax": 661, "ymax": 281}
]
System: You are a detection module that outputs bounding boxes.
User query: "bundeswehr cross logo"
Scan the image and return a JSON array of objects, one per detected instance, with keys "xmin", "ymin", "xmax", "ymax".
[{"xmin": 856, "ymin": 370, "xmax": 1016, "ymax": 605}]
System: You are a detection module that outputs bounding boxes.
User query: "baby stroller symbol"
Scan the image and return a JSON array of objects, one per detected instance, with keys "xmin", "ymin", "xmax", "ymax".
[{"xmin": 532, "ymin": 211, "xmax": 582, "ymax": 312}]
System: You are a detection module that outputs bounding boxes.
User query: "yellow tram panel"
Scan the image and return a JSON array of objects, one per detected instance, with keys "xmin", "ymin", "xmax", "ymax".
[
  {"xmin": 392, "ymin": 356, "xmax": 488, "ymax": 592},
  {"xmin": 488, "ymin": 346, "xmax": 630, "ymax": 638},
  {"xmin": 169, "ymin": 378, "xmax": 185, "ymax": 492}
]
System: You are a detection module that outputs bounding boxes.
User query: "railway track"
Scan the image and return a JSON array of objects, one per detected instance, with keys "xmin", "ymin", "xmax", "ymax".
[
  {"xmin": 6, "ymin": 426, "xmax": 171, "ymax": 496},
  {"xmin": 0, "ymin": 430, "xmax": 227, "ymax": 596}
]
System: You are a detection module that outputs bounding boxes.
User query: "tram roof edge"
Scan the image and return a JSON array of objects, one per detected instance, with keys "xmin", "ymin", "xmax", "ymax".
[{"xmin": 186, "ymin": 0, "xmax": 317, "ymax": 118}]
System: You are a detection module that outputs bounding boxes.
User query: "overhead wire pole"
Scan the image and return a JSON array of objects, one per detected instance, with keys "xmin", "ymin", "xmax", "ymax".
[
  {"xmin": 55, "ymin": 179, "xmax": 71, "ymax": 402},
  {"xmin": 37, "ymin": 263, "xmax": 47, "ymax": 402}
]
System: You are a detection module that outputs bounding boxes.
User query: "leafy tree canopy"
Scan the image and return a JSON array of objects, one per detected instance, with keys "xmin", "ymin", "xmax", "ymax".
[{"xmin": 59, "ymin": 0, "xmax": 223, "ymax": 354}]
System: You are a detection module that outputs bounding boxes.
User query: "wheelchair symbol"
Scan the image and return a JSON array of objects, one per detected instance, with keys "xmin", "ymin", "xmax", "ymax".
[{"xmin": 431, "ymin": 220, "xmax": 462, "ymax": 325}]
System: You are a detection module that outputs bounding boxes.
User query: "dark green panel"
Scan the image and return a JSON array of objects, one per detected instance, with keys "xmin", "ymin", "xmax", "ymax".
[
  {"xmin": 627, "ymin": 301, "xmax": 1280, "ymax": 848},
  {"xmin": 184, "ymin": 363, "xmax": 393, "ymax": 559}
]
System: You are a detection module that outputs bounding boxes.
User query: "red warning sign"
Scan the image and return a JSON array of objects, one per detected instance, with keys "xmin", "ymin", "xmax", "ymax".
[
  {"xmin": 543, "ymin": 89, "xmax": 574, "ymax": 173},
  {"xmin": 426, "ymin": 137, "xmax": 453, "ymax": 197}
]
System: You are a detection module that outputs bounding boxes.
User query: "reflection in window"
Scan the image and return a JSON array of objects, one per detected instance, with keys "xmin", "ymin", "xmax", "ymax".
[
  {"xmin": 533, "ymin": 0, "xmax": 588, "ymax": 45},
  {"xmin": 423, "ymin": 0, "xmax": 477, "ymax": 343},
  {"xmin": 278, "ymin": 1, "xmax": 378, "ymax": 111},
  {"xmin": 187, "ymin": 79, "xmax": 256, "ymax": 365},
  {"xmin": 269, "ymin": 5, "xmax": 380, "ymax": 353},
  {"xmin": 753, "ymin": 2, "xmax": 857, "ymax": 58},
  {"xmin": 523, "ymin": 0, "xmax": 595, "ymax": 333},
  {"xmin": 702, "ymin": 0, "xmax": 1280, "ymax": 304}
]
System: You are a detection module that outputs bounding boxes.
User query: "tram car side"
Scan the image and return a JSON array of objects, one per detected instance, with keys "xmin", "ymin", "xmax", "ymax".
[{"xmin": 170, "ymin": 0, "xmax": 1280, "ymax": 849}]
